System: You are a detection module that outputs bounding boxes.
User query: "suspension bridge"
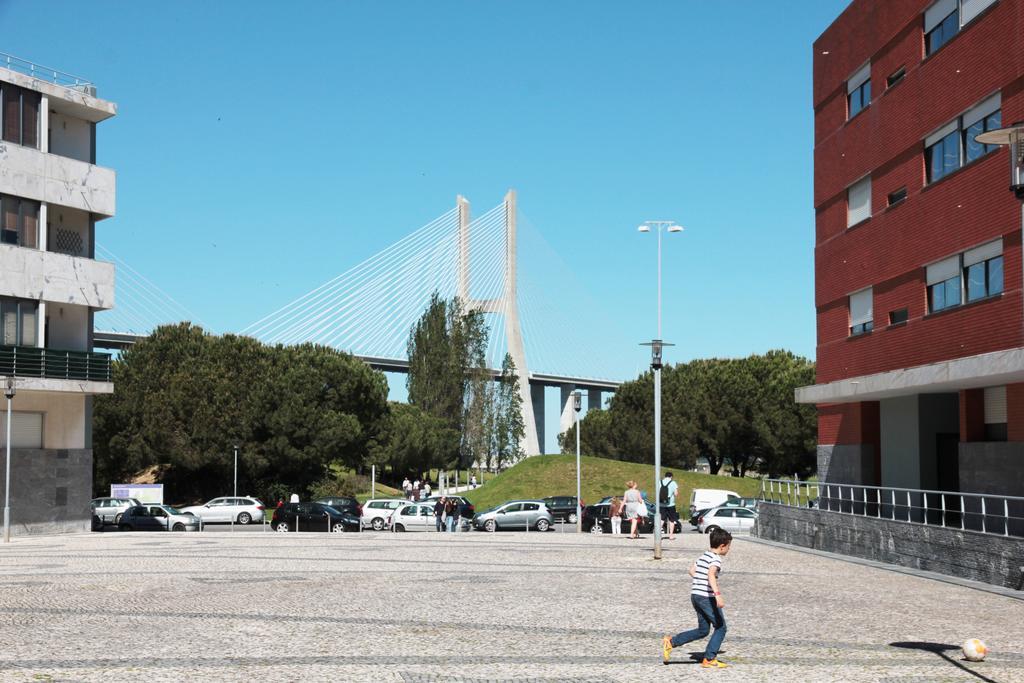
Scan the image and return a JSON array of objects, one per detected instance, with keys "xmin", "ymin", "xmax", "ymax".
[{"xmin": 93, "ymin": 190, "xmax": 622, "ymax": 455}]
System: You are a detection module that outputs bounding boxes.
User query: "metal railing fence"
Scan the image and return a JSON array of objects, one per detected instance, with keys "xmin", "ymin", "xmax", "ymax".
[
  {"xmin": 761, "ymin": 478, "xmax": 1024, "ymax": 538},
  {"xmin": 0, "ymin": 345, "xmax": 112, "ymax": 383},
  {"xmin": 0, "ymin": 52, "xmax": 95, "ymax": 94}
]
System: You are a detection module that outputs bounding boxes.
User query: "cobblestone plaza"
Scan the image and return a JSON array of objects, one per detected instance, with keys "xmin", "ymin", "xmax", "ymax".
[{"xmin": 0, "ymin": 530, "xmax": 1021, "ymax": 682}]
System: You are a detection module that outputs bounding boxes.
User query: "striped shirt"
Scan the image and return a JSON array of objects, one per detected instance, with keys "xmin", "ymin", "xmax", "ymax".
[{"xmin": 690, "ymin": 551, "xmax": 723, "ymax": 597}]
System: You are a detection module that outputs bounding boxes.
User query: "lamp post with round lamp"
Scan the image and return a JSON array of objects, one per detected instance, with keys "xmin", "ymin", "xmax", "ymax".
[{"xmin": 637, "ymin": 220, "xmax": 683, "ymax": 560}]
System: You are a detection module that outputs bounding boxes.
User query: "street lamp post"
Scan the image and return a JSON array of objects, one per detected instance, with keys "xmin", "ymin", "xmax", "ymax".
[
  {"xmin": 573, "ymin": 390, "xmax": 582, "ymax": 533},
  {"xmin": 3, "ymin": 376, "xmax": 15, "ymax": 543},
  {"xmin": 233, "ymin": 445, "xmax": 239, "ymax": 498},
  {"xmin": 638, "ymin": 221, "xmax": 683, "ymax": 560}
]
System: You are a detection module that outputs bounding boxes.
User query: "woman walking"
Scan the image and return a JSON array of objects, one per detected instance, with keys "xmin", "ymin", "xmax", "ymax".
[
  {"xmin": 609, "ymin": 496, "xmax": 624, "ymax": 536},
  {"xmin": 623, "ymin": 481, "xmax": 644, "ymax": 539}
]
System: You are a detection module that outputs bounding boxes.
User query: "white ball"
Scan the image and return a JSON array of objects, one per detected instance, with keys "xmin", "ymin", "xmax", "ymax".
[{"xmin": 962, "ymin": 638, "xmax": 989, "ymax": 662}]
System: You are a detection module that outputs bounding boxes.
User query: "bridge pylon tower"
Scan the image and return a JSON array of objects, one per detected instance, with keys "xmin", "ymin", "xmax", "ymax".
[{"xmin": 457, "ymin": 190, "xmax": 541, "ymax": 456}]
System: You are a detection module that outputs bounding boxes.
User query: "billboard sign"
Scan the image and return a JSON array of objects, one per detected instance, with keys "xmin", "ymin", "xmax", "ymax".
[{"xmin": 110, "ymin": 483, "xmax": 163, "ymax": 504}]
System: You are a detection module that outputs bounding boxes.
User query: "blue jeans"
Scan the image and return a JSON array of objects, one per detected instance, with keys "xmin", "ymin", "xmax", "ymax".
[
  {"xmin": 670, "ymin": 595, "xmax": 727, "ymax": 660},
  {"xmin": 435, "ymin": 515, "xmax": 443, "ymax": 531},
  {"xmin": 446, "ymin": 516, "xmax": 455, "ymax": 532}
]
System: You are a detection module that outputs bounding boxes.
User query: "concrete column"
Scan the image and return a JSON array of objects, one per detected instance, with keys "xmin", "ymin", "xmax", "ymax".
[
  {"xmin": 38, "ymin": 203, "xmax": 47, "ymax": 252},
  {"xmin": 39, "ymin": 96, "xmax": 48, "ymax": 154},
  {"xmin": 531, "ymin": 384, "xmax": 545, "ymax": 455},
  {"xmin": 456, "ymin": 195, "xmax": 470, "ymax": 304},
  {"xmin": 560, "ymin": 384, "xmax": 577, "ymax": 436},
  {"xmin": 588, "ymin": 389, "xmax": 602, "ymax": 411}
]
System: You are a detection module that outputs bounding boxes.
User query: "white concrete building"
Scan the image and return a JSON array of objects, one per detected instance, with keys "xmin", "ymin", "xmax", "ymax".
[{"xmin": 0, "ymin": 53, "xmax": 116, "ymax": 534}]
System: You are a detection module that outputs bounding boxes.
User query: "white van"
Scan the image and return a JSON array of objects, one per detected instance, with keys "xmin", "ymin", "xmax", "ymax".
[{"xmin": 689, "ymin": 488, "xmax": 741, "ymax": 516}]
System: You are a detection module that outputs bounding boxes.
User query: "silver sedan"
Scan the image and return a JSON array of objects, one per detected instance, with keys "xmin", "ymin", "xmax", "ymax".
[{"xmin": 472, "ymin": 500, "xmax": 553, "ymax": 532}]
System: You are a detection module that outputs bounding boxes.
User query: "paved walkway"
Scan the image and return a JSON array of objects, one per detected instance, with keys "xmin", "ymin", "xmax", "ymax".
[{"xmin": 0, "ymin": 530, "xmax": 1021, "ymax": 681}]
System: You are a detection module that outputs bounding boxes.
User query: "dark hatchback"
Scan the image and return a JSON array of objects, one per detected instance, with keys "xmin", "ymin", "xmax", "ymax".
[
  {"xmin": 272, "ymin": 502, "xmax": 361, "ymax": 533},
  {"xmin": 314, "ymin": 496, "xmax": 362, "ymax": 517},
  {"xmin": 542, "ymin": 496, "xmax": 580, "ymax": 523},
  {"xmin": 581, "ymin": 500, "xmax": 656, "ymax": 535}
]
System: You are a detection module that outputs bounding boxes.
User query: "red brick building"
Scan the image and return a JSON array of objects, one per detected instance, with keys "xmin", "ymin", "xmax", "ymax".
[{"xmin": 799, "ymin": 0, "xmax": 1024, "ymax": 497}]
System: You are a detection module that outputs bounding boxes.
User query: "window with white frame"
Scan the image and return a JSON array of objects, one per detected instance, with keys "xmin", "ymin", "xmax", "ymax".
[
  {"xmin": 925, "ymin": 0, "xmax": 997, "ymax": 56},
  {"xmin": 927, "ymin": 255, "xmax": 962, "ymax": 312},
  {"xmin": 925, "ymin": 93, "xmax": 1001, "ymax": 183},
  {"xmin": 847, "ymin": 176, "xmax": 872, "ymax": 227},
  {"xmin": 849, "ymin": 287, "xmax": 873, "ymax": 336},
  {"xmin": 847, "ymin": 63, "xmax": 871, "ymax": 119}
]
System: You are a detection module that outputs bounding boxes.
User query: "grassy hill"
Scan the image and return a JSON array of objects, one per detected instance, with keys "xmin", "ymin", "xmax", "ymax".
[{"xmin": 463, "ymin": 454, "xmax": 763, "ymax": 511}]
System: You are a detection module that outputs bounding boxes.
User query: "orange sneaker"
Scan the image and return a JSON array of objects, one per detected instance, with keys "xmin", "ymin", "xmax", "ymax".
[
  {"xmin": 662, "ymin": 635, "xmax": 672, "ymax": 664},
  {"xmin": 701, "ymin": 658, "xmax": 728, "ymax": 668}
]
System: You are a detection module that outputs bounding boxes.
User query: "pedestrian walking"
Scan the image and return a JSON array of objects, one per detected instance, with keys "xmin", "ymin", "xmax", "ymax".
[
  {"xmin": 659, "ymin": 471, "xmax": 680, "ymax": 540},
  {"xmin": 623, "ymin": 481, "xmax": 644, "ymax": 539},
  {"xmin": 662, "ymin": 528, "xmax": 733, "ymax": 668},
  {"xmin": 470, "ymin": 474, "xmax": 477, "ymax": 489},
  {"xmin": 403, "ymin": 477, "xmax": 412, "ymax": 500},
  {"xmin": 453, "ymin": 498, "xmax": 463, "ymax": 532},
  {"xmin": 422, "ymin": 481, "xmax": 431, "ymax": 498},
  {"xmin": 445, "ymin": 497, "xmax": 457, "ymax": 532},
  {"xmin": 434, "ymin": 497, "xmax": 445, "ymax": 531},
  {"xmin": 609, "ymin": 496, "xmax": 624, "ymax": 536}
]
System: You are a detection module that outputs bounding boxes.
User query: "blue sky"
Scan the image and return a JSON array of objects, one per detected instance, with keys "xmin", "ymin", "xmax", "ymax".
[{"xmin": 2, "ymin": 1, "xmax": 849, "ymax": 447}]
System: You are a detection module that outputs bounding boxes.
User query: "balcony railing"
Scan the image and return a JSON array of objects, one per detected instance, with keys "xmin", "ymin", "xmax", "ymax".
[
  {"xmin": 762, "ymin": 479, "xmax": 1024, "ymax": 538},
  {"xmin": 0, "ymin": 52, "xmax": 95, "ymax": 95},
  {"xmin": 0, "ymin": 345, "xmax": 111, "ymax": 383}
]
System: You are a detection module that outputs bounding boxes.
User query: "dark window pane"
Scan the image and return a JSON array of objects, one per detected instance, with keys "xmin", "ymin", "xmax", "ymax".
[
  {"xmin": 21, "ymin": 90, "xmax": 38, "ymax": 149},
  {"xmin": 942, "ymin": 132, "xmax": 960, "ymax": 176},
  {"xmin": 931, "ymin": 283, "xmax": 944, "ymax": 312},
  {"xmin": 2, "ymin": 86, "xmax": 20, "ymax": 143},
  {"xmin": 985, "ymin": 111, "xmax": 1001, "ymax": 153},
  {"xmin": 889, "ymin": 308, "xmax": 909, "ymax": 325},
  {"xmin": 928, "ymin": 144, "xmax": 943, "ymax": 182},
  {"xmin": 862, "ymin": 81, "xmax": 871, "ymax": 105},
  {"xmin": 988, "ymin": 256, "xmax": 1003, "ymax": 295},
  {"xmin": 967, "ymin": 262, "xmax": 986, "ymax": 301},
  {"xmin": 945, "ymin": 276, "xmax": 961, "ymax": 307},
  {"xmin": 20, "ymin": 201, "xmax": 37, "ymax": 249}
]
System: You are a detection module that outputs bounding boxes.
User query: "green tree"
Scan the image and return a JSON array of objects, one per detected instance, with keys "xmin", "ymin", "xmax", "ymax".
[
  {"xmin": 493, "ymin": 353, "xmax": 525, "ymax": 469},
  {"xmin": 368, "ymin": 402, "xmax": 458, "ymax": 477}
]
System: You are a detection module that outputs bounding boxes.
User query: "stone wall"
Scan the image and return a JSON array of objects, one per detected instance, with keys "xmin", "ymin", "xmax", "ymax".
[
  {"xmin": 755, "ymin": 502, "xmax": 1024, "ymax": 590},
  {"xmin": 0, "ymin": 448, "xmax": 92, "ymax": 535}
]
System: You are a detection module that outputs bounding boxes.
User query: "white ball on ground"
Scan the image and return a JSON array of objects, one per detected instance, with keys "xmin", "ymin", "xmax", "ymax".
[{"xmin": 962, "ymin": 638, "xmax": 989, "ymax": 662}]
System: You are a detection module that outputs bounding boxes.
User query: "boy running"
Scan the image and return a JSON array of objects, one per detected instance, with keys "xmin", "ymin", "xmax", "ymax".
[{"xmin": 662, "ymin": 528, "xmax": 732, "ymax": 668}]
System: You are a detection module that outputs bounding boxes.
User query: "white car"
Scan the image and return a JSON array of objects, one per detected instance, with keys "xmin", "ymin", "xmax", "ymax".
[
  {"xmin": 361, "ymin": 498, "xmax": 407, "ymax": 530},
  {"xmin": 697, "ymin": 504, "xmax": 757, "ymax": 534},
  {"xmin": 91, "ymin": 497, "xmax": 142, "ymax": 525},
  {"xmin": 180, "ymin": 496, "xmax": 265, "ymax": 524},
  {"xmin": 391, "ymin": 503, "xmax": 470, "ymax": 532}
]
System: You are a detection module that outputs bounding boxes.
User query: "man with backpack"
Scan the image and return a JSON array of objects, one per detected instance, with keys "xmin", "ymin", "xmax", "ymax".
[{"xmin": 659, "ymin": 472, "xmax": 679, "ymax": 541}]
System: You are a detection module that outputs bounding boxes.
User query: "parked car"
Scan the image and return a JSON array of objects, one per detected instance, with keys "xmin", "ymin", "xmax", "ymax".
[
  {"xmin": 688, "ymin": 488, "xmax": 741, "ymax": 517},
  {"xmin": 117, "ymin": 505, "xmax": 200, "ymax": 532},
  {"xmin": 471, "ymin": 500, "xmax": 553, "ymax": 532},
  {"xmin": 360, "ymin": 498, "xmax": 407, "ymax": 530},
  {"xmin": 391, "ymin": 503, "xmax": 471, "ymax": 532},
  {"xmin": 179, "ymin": 496, "xmax": 265, "ymax": 524},
  {"xmin": 697, "ymin": 504, "xmax": 758, "ymax": 534},
  {"xmin": 542, "ymin": 496, "xmax": 580, "ymax": 524},
  {"xmin": 689, "ymin": 496, "xmax": 760, "ymax": 527},
  {"xmin": 314, "ymin": 496, "xmax": 362, "ymax": 518},
  {"xmin": 581, "ymin": 500, "xmax": 656, "ymax": 535},
  {"xmin": 421, "ymin": 495, "xmax": 475, "ymax": 520},
  {"xmin": 90, "ymin": 497, "xmax": 143, "ymax": 526},
  {"xmin": 271, "ymin": 503, "xmax": 360, "ymax": 533}
]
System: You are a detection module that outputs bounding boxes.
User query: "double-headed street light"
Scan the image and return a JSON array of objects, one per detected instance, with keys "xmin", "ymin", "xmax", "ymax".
[
  {"xmin": 637, "ymin": 220, "xmax": 683, "ymax": 560},
  {"xmin": 573, "ymin": 390, "xmax": 582, "ymax": 534},
  {"xmin": 3, "ymin": 376, "xmax": 15, "ymax": 543}
]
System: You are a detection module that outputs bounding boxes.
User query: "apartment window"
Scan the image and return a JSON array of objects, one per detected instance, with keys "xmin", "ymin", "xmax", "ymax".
[
  {"xmin": 886, "ymin": 67, "xmax": 906, "ymax": 89},
  {"xmin": 925, "ymin": 93, "xmax": 1001, "ymax": 183},
  {"xmin": 889, "ymin": 308, "xmax": 909, "ymax": 325},
  {"xmin": 0, "ymin": 195, "xmax": 40, "ymax": 248},
  {"xmin": 847, "ymin": 176, "xmax": 872, "ymax": 227},
  {"xmin": 0, "ymin": 298, "xmax": 38, "ymax": 347},
  {"xmin": 849, "ymin": 288, "xmax": 873, "ymax": 336},
  {"xmin": 847, "ymin": 63, "xmax": 871, "ymax": 119},
  {"xmin": 963, "ymin": 94, "xmax": 1001, "ymax": 163},
  {"xmin": 927, "ymin": 255, "xmax": 961, "ymax": 312},
  {"xmin": 964, "ymin": 239, "xmax": 1003, "ymax": 301},
  {"xmin": 887, "ymin": 187, "xmax": 907, "ymax": 206},
  {"xmin": 925, "ymin": 0, "xmax": 998, "ymax": 56},
  {"xmin": 0, "ymin": 83, "xmax": 40, "ymax": 148}
]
